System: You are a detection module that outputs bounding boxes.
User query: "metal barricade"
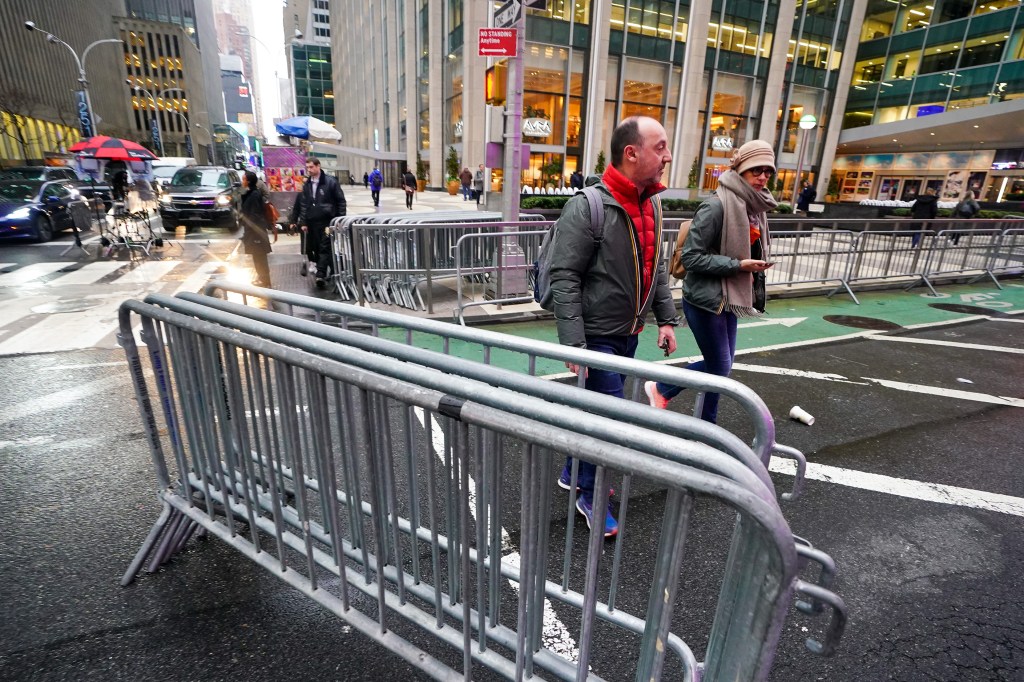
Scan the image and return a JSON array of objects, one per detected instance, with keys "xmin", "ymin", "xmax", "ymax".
[
  {"xmin": 328, "ymin": 213, "xmax": 545, "ymax": 313},
  {"xmin": 202, "ymin": 281, "xmax": 808, "ymax": 498},
  {"xmin": 924, "ymin": 227, "xmax": 1003, "ymax": 287},
  {"xmin": 119, "ymin": 294, "xmax": 845, "ymax": 681},
  {"xmin": 837, "ymin": 228, "xmax": 939, "ymax": 297},
  {"xmin": 763, "ymin": 230, "xmax": 859, "ymax": 302},
  {"xmin": 987, "ymin": 227, "xmax": 1024, "ymax": 280},
  {"xmin": 453, "ymin": 228, "xmax": 551, "ymax": 322}
]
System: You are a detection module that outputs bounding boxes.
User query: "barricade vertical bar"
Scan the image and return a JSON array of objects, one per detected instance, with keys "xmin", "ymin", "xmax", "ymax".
[
  {"xmin": 530, "ymin": 453, "xmax": 555, "ymax": 659},
  {"xmin": 251, "ymin": 353, "xmax": 289, "ymax": 573},
  {"xmin": 377, "ymin": 392, "xmax": 408, "ymax": 604},
  {"xmin": 222, "ymin": 346, "xmax": 263, "ymax": 551},
  {"xmin": 560, "ymin": 458, "xmax": 581, "ymax": 592},
  {"xmin": 337, "ymin": 382, "xmax": 365, "ymax": 553},
  {"xmin": 455, "ymin": 420, "xmax": 474, "ymax": 678},
  {"xmin": 606, "ymin": 473, "xmax": 634, "ymax": 612},
  {"xmin": 425, "ymin": 227, "xmax": 434, "ymax": 314},
  {"xmin": 403, "ymin": 404, "xmax": 423, "ymax": 584},
  {"xmin": 474, "ymin": 427, "xmax": 489, "ymax": 654},
  {"xmin": 201, "ymin": 339, "xmax": 239, "ymax": 517},
  {"xmin": 576, "ymin": 466, "xmax": 612, "ymax": 681},
  {"xmin": 514, "ymin": 442, "xmax": 538, "ymax": 680},
  {"xmin": 636, "ymin": 489, "xmax": 692, "ymax": 680},
  {"xmin": 240, "ymin": 350, "xmax": 269, "ymax": 493},
  {"xmin": 419, "ymin": 409, "xmax": 445, "ymax": 628},
  {"xmin": 276, "ymin": 362, "xmax": 319, "ymax": 592},
  {"xmin": 487, "ymin": 431, "xmax": 503, "ymax": 628},
  {"xmin": 443, "ymin": 417, "xmax": 460, "ymax": 604}
]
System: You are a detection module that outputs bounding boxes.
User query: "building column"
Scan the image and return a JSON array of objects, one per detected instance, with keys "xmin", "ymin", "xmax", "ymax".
[
  {"xmin": 582, "ymin": 0, "xmax": 613, "ymax": 175},
  {"xmin": 757, "ymin": 0, "xmax": 798, "ymax": 146},
  {"xmin": 462, "ymin": 2, "xmax": 488, "ymax": 169},
  {"xmin": 671, "ymin": 0, "xmax": 712, "ymax": 189},
  {"xmin": 817, "ymin": 0, "xmax": 868, "ymax": 200},
  {"xmin": 428, "ymin": 0, "xmax": 444, "ymax": 188},
  {"xmin": 405, "ymin": 0, "xmax": 419, "ymax": 173}
]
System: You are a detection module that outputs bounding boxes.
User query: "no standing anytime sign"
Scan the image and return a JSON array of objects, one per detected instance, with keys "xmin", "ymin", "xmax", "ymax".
[{"xmin": 478, "ymin": 28, "xmax": 517, "ymax": 58}]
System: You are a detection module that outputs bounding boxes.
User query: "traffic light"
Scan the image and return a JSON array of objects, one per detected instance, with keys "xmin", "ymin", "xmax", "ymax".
[{"xmin": 485, "ymin": 61, "xmax": 508, "ymax": 106}]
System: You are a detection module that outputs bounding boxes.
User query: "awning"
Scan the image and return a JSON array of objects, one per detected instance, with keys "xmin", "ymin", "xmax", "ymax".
[{"xmin": 310, "ymin": 141, "xmax": 407, "ymax": 162}]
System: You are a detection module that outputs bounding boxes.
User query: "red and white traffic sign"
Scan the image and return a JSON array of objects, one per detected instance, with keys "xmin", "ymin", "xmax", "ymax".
[{"xmin": 479, "ymin": 28, "xmax": 517, "ymax": 57}]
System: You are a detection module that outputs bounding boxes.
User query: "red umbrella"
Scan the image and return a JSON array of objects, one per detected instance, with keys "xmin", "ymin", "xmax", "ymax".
[{"xmin": 69, "ymin": 135, "xmax": 158, "ymax": 161}]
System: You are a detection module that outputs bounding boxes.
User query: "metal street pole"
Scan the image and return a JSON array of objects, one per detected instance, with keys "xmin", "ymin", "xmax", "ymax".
[
  {"xmin": 24, "ymin": 21, "xmax": 121, "ymax": 138},
  {"xmin": 127, "ymin": 81, "xmax": 165, "ymax": 156},
  {"xmin": 792, "ymin": 113, "xmax": 817, "ymax": 209}
]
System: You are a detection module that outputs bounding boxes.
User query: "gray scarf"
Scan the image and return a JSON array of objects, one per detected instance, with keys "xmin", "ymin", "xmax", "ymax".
[{"xmin": 715, "ymin": 170, "xmax": 777, "ymax": 316}]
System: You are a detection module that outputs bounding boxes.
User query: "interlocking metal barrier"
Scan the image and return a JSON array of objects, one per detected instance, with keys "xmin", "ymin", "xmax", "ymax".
[
  {"xmin": 327, "ymin": 213, "xmax": 545, "ymax": 312},
  {"xmin": 121, "ymin": 288, "xmax": 846, "ymax": 681}
]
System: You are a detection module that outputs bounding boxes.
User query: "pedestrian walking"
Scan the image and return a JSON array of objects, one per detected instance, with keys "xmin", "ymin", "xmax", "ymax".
[
  {"xmin": 473, "ymin": 164, "xmax": 485, "ymax": 205},
  {"xmin": 238, "ymin": 170, "xmax": 277, "ymax": 287},
  {"xmin": 547, "ymin": 115, "xmax": 679, "ymax": 537},
  {"xmin": 363, "ymin": 171, "xmax": 369, "ymax": 188},
  {"xmin": 459, "ymin": 167, "xmax": 473, "ymax": 201},
  {"xmin": 950, "ymin": 190, "xmax": 979, "ymax": 244},
  {"xmin": 796, "ymin": 180, "xmax": 816, "ymax": 215},
  {"xmin": 402, "ymin": 168, "xmax": 417, "ymax": 210},
  {"xmin": 644, "ymin": 140, "xmax": 778, "ymax": 423},
  {"xmin": 294, "ymin": 158, "xmax": 346, "ymax": 288},
  {"xmin": 910, "ymin": 187, "xmax": 938, "ymax": 246},
  {"xmin": 368, "ymin": 167, "xmax": 383, "ymax": 207}
]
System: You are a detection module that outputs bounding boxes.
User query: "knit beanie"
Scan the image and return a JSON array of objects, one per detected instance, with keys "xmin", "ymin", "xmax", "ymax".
[{"xmin": 731, "ymin": 140, "xmax": 776, "ymax": 175}]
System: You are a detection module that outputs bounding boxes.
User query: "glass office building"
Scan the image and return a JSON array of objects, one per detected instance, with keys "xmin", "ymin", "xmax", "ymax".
[
  {"xmin": 292, "ymin": 43, "xmax": 335, "ymax": 124},
  {"xmin": 837, "ymin": 0, "xmax": 1024, "ymax": 202},
  {"xmin": 326, "ymin": 0, "xmax": 1022, "ymax": 201}
]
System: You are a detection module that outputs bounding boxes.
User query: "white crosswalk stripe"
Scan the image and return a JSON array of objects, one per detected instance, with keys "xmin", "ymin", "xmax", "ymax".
[{"xmin": 0, "ymin": 259, "xmax": 219, "ymax": 356}]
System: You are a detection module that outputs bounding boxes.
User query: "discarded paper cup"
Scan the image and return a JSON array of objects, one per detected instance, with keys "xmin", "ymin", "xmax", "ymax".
[
  {"xmin": 175, "ymin": 225, "xmax": 187, "ymax": 239},
  {"xmin": 789, "ymin": 405, "xmax": 815, "ymax": 426}
]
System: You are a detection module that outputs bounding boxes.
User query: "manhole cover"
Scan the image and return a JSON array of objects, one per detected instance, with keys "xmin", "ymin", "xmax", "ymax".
[
  {"xmin": 928, "ymin": 303, "xmax": 1008, "ymax": 317},
  {"xmin": 822, "ymin": 315, "xmax": 903, "ymax": 331},
  {"xmin": 31, "ymin": 299, "xmax": 102, "ymax": 314}
]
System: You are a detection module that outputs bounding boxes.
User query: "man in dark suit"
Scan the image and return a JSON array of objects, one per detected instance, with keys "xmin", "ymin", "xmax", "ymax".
[{"xmin": 295, "ymin": 157, "xmax": 346, "ymax": 288}]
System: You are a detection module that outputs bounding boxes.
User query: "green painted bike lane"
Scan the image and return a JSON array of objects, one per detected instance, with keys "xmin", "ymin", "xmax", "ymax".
[{"xmin": 378, "ymin": 281, "xmax": 1024, "ymax": 375}]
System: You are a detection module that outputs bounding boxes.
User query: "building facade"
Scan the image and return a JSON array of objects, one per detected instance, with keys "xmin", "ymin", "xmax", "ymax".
[
  {"xmin": 0, "ymin": 0, "xmax": 129, "ymax": 165},
  {"xmin": 327, "ymin": 0, "xmax": 868, "ymax": 199},
  {"xmin": 836, "ymin": 0, "xmax": 1024, "ymax": 203},
  {"xmin": 283, "ymin": 0, "xmax": 335, "ymax": 126}
]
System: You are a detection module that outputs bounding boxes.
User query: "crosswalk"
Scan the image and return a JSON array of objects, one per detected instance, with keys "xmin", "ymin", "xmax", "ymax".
[{"xmin": 0, "ymin": 259, "xmax": 229, "ymax": 356}]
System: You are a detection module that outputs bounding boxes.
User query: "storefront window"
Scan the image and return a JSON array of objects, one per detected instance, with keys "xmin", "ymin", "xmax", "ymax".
[{"xmin": 704, "ymin": 73, "xmax": 758, "ymax": 160}]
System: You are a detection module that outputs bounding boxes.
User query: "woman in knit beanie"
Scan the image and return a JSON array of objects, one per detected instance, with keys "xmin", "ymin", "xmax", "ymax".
[{"xmin": 644, "ymin": 140, "xmax": 778, "ymax": 423}]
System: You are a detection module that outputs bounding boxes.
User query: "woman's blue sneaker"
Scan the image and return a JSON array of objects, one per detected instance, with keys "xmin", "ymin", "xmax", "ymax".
[{"xmin": 575, "ymin": 495, "xmax": 618, "ymax": 538}]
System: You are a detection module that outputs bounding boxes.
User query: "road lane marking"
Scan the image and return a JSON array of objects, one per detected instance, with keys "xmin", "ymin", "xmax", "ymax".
[
  {"xmin": 866, "ymin": 335, "xmax": 1024, "ymax": 354},
  {"xmin": 0, "ymin": 374, "xmax": 124, "ymax": 427},
  {"xmin": 49, "ymin": 261, "xmax": 125, "ymax": 286},
  {"xmin": 0, "ymin": 262, "xmax": 69, "ymax": 286},
  {"xmin": 109, "ymin": 260, "xmax": 182, "ymax": 285},
  {"xmin": 40, "ymin": 361, "xmax": 128, "ymax": 371},
  {"xmin": 769, "ymin": 458, "xmax": 1024, "ymax": 517},
  {"xmin": 412, "ymin": 407, "xmax": 580, "ymax": 662},
  {"xmin": 737, "ymin": 317, "xmax": 806, "ymax": 329},
  {"xmin": 730, "ymin": 363, "xmax": 870, "ymax": 385},
  {"xmin": 862, "ymin": 377, "xmax": 1024, "ymax": 407}
]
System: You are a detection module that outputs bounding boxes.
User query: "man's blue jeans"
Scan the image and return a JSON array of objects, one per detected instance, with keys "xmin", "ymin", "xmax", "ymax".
[
  {"xmin": 564, "ymin": 334, "xmax": 638, "ymax": 501},
  {"xmin": 462, "ymin": 185, "xmax": 472, "ymax": 200},
  {"xmin": 655, "ymin": 300, "xmax": 737, "ymax": 423}
]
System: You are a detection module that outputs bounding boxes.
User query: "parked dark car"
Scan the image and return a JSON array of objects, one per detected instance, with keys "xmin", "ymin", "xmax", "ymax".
[
  {"xmin": 158, "ymin": 166, "xmax": 241, "ymax": 229},
  {"xmin": 0, "ymin": 180, "xmax": 91, "ymax": 242},
  {"xmin": 0, "ymin": 165, "xmax": 112, "ymax": 212}
]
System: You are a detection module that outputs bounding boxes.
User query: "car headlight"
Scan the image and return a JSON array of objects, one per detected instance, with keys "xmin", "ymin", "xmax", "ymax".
[
  {"xmin": 216, "ymin": 194, "xmax": 231, "ymax": 206},
  {"xmin": 159, "ymin": 194, "xmax": 172, "ymax": 204},
  {"xmin": 5, "ymin": 207, "xmax": 31, "ymax": 220}
]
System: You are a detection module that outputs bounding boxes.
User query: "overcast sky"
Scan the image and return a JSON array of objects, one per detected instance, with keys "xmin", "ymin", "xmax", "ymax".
[{"xmin": 251, "ymin": 0, "xmax": 288, "ymax": 135}]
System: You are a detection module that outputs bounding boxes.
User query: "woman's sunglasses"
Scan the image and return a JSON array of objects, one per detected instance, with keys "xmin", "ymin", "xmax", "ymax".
[{"xmin": 746, "ymin": 167, "xmax": 774, "ymax": 177}]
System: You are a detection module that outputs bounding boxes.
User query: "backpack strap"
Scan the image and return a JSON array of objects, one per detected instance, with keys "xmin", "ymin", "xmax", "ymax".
[{"xmin": 579, "ymin": 185, "xmax": 605, "ymax": 245}]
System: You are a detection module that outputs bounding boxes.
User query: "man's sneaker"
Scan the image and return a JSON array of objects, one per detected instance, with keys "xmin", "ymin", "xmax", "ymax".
[
  {"xmin": 315, "ymin": 277, "xmax": 327, "ymax": 289},
  {"xmin": 575, "ymin": 496, "xmax": 618, "ymax": 538},
  {"xmin": 557, "ymin": 467, "xmax": 614, "ymax": 497},
  {"xmin": 644, "ymin": 381, "xmax": 669, "ymax": 409},
  {"xmin": 300, "ymin": 261, "xmax": 308, "ymax": 276}
]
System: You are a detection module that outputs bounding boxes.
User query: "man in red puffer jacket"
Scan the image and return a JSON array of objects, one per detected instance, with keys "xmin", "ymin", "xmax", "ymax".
[{"xmin": 547, "ymin": 115, "xmax": 680, "ymax": 537}]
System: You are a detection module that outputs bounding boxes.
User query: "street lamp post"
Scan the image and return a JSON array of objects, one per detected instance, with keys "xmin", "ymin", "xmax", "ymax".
[
  {"xmin": 24, "ymin": 21, "xmax": 122, "ymax": 138},
  {"xmin": 158, "ymin": 87, "xmax": 192, "ymax": 157},
  {"xmin": 127, "ymin": 80, "xmax": 164, "ymax": 156},
  {"xmin": 792, "ymin": 114, "xmax": 817, "ymax": 209}
]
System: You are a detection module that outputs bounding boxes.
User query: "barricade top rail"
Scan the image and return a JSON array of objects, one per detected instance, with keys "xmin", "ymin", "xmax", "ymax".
[
  {"xmin": 168, "ymin": 291, "xmax": 775, "ymax": 500},
  {"xmin": 201, "ymin": 281, "xmax": 780, "ymax": 469},
  {"xmin": 116, "ymin": 297, "xmax": 836, "ymax": 681},
  {"xmin": 155, "ymin": 288, "xmax": 770, "ymax": 501}
]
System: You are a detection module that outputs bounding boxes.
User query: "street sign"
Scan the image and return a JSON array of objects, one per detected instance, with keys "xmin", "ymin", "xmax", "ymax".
[
  {"xmin": 479, "ymin": 28, "xmax": 518, "ymax": 58},
  {"xmin": 494, "ymin": 0, "xmax": 521, "ymax": 28},
  {"xmin": 150, "ymin": 117, "xmax": 161, "ymax": 153},
  {"xmin": 75, "ymin": 90, "xmax": 94, "ymax": 138}
]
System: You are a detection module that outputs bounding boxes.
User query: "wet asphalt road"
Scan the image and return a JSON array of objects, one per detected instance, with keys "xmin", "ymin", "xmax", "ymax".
[{"xmin": 1, "ymin": 309, "xmax": 1022, "ymax": 680}]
